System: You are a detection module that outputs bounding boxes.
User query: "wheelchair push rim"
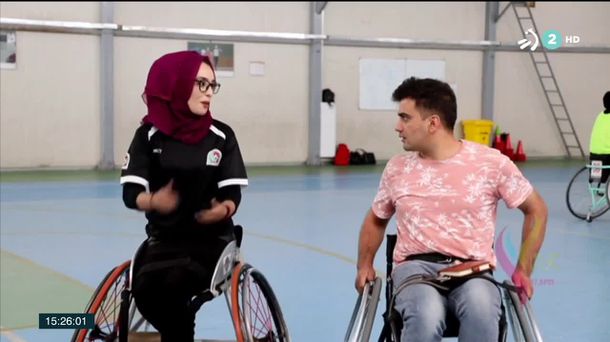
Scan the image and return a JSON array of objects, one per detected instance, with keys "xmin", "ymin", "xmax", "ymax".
[{"xmin": 344, "ymin": 277, "xmax": 382, "ymax": 342}]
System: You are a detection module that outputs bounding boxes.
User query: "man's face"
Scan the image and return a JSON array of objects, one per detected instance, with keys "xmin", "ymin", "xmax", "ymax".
[{"xmin": 395, "ymin": 98, "xmax": 432, "ymax": 152}]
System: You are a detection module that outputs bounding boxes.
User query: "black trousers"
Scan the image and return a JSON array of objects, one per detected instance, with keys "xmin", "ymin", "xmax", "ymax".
[{"xmin": 131, "ymin": 234, "xmax": 231, "ymax": 342}]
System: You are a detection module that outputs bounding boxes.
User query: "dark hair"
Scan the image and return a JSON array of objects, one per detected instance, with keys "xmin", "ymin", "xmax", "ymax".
[
  {"xmin": 603, "ymin": 91, "xmax": 610, "ymax": 113},
  {"xmin": 392, "ymin": 77, "xmax": 457, "ymax": 130}
]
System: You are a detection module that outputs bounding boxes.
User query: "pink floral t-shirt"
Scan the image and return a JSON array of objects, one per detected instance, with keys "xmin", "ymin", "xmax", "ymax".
[{"xmin": 372, "ymin": 140, "xmax": 533, "ymax": 266}]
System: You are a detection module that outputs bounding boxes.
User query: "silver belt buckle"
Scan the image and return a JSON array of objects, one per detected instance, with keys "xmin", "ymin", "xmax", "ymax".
[{"xmin": 440, "ymin": 257, "xmax": 453, "ymax": 264}]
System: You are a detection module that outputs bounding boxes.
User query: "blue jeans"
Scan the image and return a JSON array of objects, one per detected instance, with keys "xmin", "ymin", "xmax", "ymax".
[{"xmin": 392, "ymin": 260, "xmax": 502, "ymax": 342}]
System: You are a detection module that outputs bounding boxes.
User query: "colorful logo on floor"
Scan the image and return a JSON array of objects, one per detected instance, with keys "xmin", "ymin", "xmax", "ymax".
[
  {"xmin": 495, "ymin": 226, "xmax": 556, "ymax": 287},
  {"xmin": 496, "ymin": 227, "xmax": 518, "ymax": 277}
]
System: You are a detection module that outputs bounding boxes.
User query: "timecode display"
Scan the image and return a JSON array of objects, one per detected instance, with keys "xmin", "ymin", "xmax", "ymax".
[{"xmin": 39, "ymin": 313, "xmax": 94, "ymax": 329}]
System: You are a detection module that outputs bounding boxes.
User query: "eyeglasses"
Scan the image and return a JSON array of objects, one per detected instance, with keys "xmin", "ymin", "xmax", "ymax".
[{"xmin": 194, "ymin": 78, "xmax": 221, "ymax": 94}]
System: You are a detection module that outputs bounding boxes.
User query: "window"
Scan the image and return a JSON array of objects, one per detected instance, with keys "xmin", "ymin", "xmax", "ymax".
[{"xmin": 1, "ymin": 30, "xmax": 17, "ymax": 69}]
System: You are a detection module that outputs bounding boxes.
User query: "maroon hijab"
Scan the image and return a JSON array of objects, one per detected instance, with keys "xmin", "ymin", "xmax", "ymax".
[{"xmin": 142, "ymin": 51, "xmax": 216, "ymax": 144}]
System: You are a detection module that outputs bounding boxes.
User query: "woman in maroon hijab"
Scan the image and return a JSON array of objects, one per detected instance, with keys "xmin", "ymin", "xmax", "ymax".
[{"xmin": 120, "ymin": 50, "xmax": 248, "ymax": 341}]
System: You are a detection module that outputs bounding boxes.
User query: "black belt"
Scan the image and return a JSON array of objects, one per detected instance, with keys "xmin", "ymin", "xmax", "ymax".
[{"xmin": 405, "ymin": 253, "xmax": 467, "ymax": 264}]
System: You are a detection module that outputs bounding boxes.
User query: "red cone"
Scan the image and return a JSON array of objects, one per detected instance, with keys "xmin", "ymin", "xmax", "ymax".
[
  {"xmin": 504, "ymin": 133, "xmax": 514, "ymax": 160},
  {"xmin": 514, "ymin": 140, "xmax": 527, "ymax": 162},
  {"xmin": 493, "ymin": 135, "xmax": 504, "ymax": 153}
]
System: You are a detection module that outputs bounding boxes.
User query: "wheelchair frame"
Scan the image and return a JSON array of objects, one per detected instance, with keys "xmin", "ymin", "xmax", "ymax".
[
  {"xmin": 346, "ymin": 234, "xmax": 544, "ymax": 342},
  {"xmin": 71, "ymin": 225, "xmax": 290, "ymax": 342},
  {"xmin": 565, "ymin": 162, "xmax": 610, "ymax": 222}
]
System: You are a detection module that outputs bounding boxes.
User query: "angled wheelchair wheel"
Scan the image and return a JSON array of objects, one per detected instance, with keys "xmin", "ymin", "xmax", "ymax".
[
  {"xmin": 566, "ymin": 166, "xmax": 610, "ymax": 221},
  {"xmin": 502, "ymin": 281, "xmax": 543, "ymax": 342},
  {"xmin": 71, "ymin": 261, "xmax": 131, "ymax": 342},
  {"xmin": 345, "ymin": 277, "xmax": 382, "ymax": 342},
  {"xmin": 231, "ymin": 263, "xmax": 290, "ymax": 342}
]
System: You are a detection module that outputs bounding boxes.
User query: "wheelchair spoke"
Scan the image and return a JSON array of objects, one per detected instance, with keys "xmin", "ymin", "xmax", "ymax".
[
  {"xmin": 234, "ymin": 265, "xmax": 288, "ymax": 342},
  {"xmin": 97, "ymin": 277, "xmax": 123, "ymax": 336},
  {"xmin": 244, "ymin": 276, "xmax": 275, "ymax": 340},
  {"xmin": 72, "ymin": 262, "xmax": 131, "ymax": 342}
]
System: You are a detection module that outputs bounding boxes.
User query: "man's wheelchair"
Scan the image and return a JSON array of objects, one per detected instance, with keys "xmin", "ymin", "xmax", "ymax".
[
  {"xmin": 346, "ymin": 234, "xmax": 543, "ymax": 342},
  {"xmin": 566, "ymin": 160, "xmax": 610, "ymax": 222},
  {"xmin": 71, "ymin": 226, "xmax": 290, "ymax": 342}
]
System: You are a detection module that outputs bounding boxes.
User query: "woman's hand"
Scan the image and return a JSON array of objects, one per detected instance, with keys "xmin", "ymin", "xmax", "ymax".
[
  {"xmin": 144, "ymin": 179, "xmax": 180, "ymax": 214},
  {"xmin": 194, "ymin": 198, "xmax": 236, "ymax": 224}
]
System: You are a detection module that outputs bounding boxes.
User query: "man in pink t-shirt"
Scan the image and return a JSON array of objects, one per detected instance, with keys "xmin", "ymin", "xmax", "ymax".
[{"xmin": 354, "ymin": 77, "xmax": 548, "ymax": 342}]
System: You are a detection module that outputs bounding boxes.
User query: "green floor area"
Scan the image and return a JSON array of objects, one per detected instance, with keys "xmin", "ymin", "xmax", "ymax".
[
  {"xmin": 0, "ymin": 159, "xmax": 585, "ymax": 183},
  {"xmin": 0, "ymin": 250, "xmax": 93, "ymax": 330}
]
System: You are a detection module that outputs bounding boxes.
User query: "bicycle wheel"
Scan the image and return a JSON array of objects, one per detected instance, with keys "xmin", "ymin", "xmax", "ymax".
[
  {"xmin": 231, "ymin": 263, "xmax": 290, "ymax": 342},
  {"xmin": 566, "ymin": 166, "xmax": 610, "ymax": 221},
  {"xmin": 71, "ymin": 261, "xmax": 130, "ymax": 342}
]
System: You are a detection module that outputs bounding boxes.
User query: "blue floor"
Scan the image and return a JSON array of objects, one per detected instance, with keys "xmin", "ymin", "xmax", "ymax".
[{"xmin": 1, "ymin": 163, "xmax": 609, "ymax": 341}]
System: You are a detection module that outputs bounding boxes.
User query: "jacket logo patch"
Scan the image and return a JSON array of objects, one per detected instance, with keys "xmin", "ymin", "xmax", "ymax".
[
  {"xmin": 206, "ymin": 149, "xmax": 222, "ymax": 166},
  {"xmin": 121, "ymin": 153, "xmax": 130, "ymax": 170}
]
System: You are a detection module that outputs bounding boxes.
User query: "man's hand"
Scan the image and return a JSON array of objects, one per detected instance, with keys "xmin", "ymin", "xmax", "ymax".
[
  {"xmin": 195, "ymin": 198, "xmax": 235, "ymax": 224},
  {"xmin": 355, "ymin": 209, "xmax": 389, "ymax": 293},
  {"xmin": 150, "ymin": 179, "xmax": 179, "ymax": 214},
  {"xmin": 355, "ymin": 266, "xmax": 376, "ymax": 294},
  {"xmin": 511, "ymin": 266, "xmax": 533, "ymax": 305}
]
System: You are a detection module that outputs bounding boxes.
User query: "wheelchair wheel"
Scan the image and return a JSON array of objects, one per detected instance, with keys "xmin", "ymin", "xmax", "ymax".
[
  {"xmin": 502, "ymin": 282, "xmax": 543, "ymax": 342},
  {"xmin": 345, "ymin": 277, "xmax": 382, "ymax": 342},
  {"xmin": 566, "ymin": 166, "xmax": 610, "ymax": 221},
  {"xmin": 71, "ymin": 261, "xmax": 131, "ymax": 342},
  {"xmin": 231, "ymin": 263, "xmax": 290, "ymax": 342}
]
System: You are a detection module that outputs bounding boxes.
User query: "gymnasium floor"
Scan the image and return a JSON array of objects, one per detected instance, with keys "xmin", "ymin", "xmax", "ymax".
[{"xmin": 1, "ymin": 160, "xmax": 609, "ymax": 342}]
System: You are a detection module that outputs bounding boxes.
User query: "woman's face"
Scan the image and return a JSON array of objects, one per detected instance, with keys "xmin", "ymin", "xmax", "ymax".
[{"xmin": 188, "ymin": 62, "xmax": 216, "ymax": 116}]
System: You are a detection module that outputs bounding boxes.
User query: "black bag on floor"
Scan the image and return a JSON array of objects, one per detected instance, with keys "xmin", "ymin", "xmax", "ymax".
[{"xmin": 350, "ymin": 148, "xmax": 376, "ymax": 165}]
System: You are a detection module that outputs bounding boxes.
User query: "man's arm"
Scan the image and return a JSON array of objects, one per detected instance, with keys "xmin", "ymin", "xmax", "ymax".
[
  {"xmin": 355, "ymin": 209, "xmax": 390, "ymax": 293},
  {"xmin": 513, "ymin": 189, "xmax": 548, "ymax": 303}
]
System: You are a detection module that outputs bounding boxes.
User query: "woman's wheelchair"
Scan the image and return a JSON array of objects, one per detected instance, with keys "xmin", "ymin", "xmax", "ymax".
[
  {"xmin": 565, "ymin": 160, "xmax": 610, "ymax": 222},
  {"xmin": 346, "ymin": 234, "xmax": 544, "ymax": 342},
  {"xmin": 71, "ymin": 225, "xmax": 290, "ymax": 342}
]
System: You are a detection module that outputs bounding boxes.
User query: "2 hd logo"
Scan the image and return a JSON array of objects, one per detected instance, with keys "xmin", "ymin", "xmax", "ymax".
[{"xmin": 518, "ymin": 28, "xmax": 580, "ymax": 51}]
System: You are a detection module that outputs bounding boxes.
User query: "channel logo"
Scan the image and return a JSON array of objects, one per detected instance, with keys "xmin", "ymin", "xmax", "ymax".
[
  {"xmin": 518, "ymin": 28, "xmax": 540, "ymax": 51},
  {"xmin": 518, "ymin": 28, "xmax": 581, "ymax": 51}
]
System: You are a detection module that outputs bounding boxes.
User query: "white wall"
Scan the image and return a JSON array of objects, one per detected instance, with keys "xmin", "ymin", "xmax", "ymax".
[
  {"xmin": 0, "ymin": 2, "xmax": 101, "ymax": 169},
  {"xmin": 1, "ymin": 2, "xmax": 311, "ymax": 169},
  {"xmin": 494, "ymin": 1, "xmax": 610, "ymax": 157},
  {"xmin": 114, "ymin": 2, "xmax": 309, "ymax": 32},
  {"xmin": 324, "ymin": 2, "xmax": 484, "ymax": 40},
  {"xmin": 0, "ymin": 2, "xmax": 100, "ymax": 22},
  {"xmin": 112, "ymin": 2, "xmax": 310, "ymax": 165},
  {"xmin": 324, "ymin": 1, "xmax": 610, "ymax": 159},
  {"xmin": 0, "ymin": 31, "xmax": 100, "ymax": 169},
  {"xmin": 322, "ymin": 2, "xmax": 486, "ymax": 160},
  {"xmin": 113, "ymin": 38, "xmax": 310, "ymax": 166},
  {"xmin": 324, "ymin": 47, "xmax": 483, "ymax": 160},
  {"xmin": 1, "ymin": 2, "xmax": 608, "ymax": 169}
]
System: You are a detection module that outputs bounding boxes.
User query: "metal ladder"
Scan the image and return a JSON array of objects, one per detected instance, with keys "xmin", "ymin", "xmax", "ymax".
[{"xmin": 511, "ymin": 2, "xmax": 584, "ymax": 158}]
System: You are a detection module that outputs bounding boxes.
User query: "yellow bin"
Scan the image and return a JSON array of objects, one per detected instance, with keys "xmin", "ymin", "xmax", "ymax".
[{"xmin": 462, "ymin": 120, "xmax": 494, "ymax": 146}]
